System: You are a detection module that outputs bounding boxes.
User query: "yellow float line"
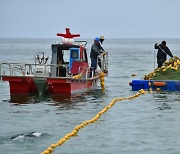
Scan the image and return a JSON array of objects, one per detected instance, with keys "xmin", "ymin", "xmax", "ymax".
[{"xmin": 41, "ymin": 89, "xmax": 147, "ymax": 154}]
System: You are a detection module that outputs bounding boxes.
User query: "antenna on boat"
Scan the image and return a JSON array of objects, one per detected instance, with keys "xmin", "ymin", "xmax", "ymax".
[{"xmin": 57, "ymin": 28, "xmax": 80, "ymax": 38}]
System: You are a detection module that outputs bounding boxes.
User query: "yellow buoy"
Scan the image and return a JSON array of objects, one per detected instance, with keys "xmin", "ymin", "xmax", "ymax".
[
  {"xmin": 162, "ymin": 69, "xmax": 166, "ymax": 72},
  {"xmin": 156, "ymin": 88, "xmax": 161, "ymax": 91},
  {"xmin": 131, "ymin": 74, "xmax": 136, "ymax": 76},
  {"xmin": 100, "ymin": 72, "xmax": 105, "ymax": 77}
]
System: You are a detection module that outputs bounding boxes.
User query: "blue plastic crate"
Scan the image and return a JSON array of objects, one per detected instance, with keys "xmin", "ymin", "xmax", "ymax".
[
  {"xmin": 130, "ymin": 80, "xmax": 180, "ymax": 92},
  {"xmin": 131, "ymin": 80, "xmax": 150, "ymax": 91},
  {"xmin": 176, "ymin": 82, "xmax": 180, "ymax": 91},
  {"xmin": 166, "ymin": 81, "xmax": 176, "ymax": 91}
]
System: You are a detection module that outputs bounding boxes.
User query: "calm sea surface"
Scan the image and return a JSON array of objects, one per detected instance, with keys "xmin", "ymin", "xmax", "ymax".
[{"xmin": 0, "ymin": 38, "xmax": 180, "ymax": 154}]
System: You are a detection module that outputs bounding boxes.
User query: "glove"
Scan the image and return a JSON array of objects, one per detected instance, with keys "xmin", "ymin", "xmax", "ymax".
[
  {"xmin": 101, "ymin": 52, "xmax": 106, "ymax": 56},
  {"xmin": 154, "ymin": 43, "xmax": 158, "ymax": 49},
  {"xmin": 173, "ymin": 56, "xmax": 179, "ymax": 59},
  {"xmin": 172, "ymin": 56, "xmax": 179, "ymax": 61}
]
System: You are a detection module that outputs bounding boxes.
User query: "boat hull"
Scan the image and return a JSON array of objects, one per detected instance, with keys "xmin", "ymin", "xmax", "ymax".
[
  {"xmin": 2, "ymin": 76, "xmax": 38, "ymax": 94},
  {"xmin": 47, "ymin": 77, "xmax": 98, "ymax": 94},
  {"xmin": 2, "ymin": 76, "xmax": 99, "ymax": 95}
]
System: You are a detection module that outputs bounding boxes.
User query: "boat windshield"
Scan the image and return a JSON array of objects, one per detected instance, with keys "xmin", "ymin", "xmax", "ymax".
[{"xmin": 61, "ymin": 50, "xmax": 69, "ymax": 64}]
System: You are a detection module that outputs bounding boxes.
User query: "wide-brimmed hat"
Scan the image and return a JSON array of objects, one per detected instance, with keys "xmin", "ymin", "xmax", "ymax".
[{"xmin": 100, "ymin": 36, "xmax": 105, "ymax": 40}]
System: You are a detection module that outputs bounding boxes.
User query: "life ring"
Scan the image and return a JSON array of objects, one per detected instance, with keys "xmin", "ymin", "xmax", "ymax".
[{"xmin": 153, "ymin": 81, "xmax": 166, "ymax": 87}]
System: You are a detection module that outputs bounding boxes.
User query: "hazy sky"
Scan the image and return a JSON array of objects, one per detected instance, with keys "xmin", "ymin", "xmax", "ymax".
[{"xmin": 0, "ymin": 0, "xmax": 180, "ymax": 38}]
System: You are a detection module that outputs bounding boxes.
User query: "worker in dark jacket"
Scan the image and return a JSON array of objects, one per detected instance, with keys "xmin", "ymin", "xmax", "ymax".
[
  {"xmin": 154, "ymin": 41, "xmax": 173, "ymax": 68},
  {"xmin": 90, "ymin": 37, "xmax": 104, "ymax": 76}
]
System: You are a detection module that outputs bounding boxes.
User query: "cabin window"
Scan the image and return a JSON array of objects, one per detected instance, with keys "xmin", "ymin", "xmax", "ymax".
[
  {"xmin": 71, "ymin": 50, "xmax": 79, "ymax": 58},
  {"xmin": 61, "ymin": 50, "xmax": 69, "ymax": 64}
]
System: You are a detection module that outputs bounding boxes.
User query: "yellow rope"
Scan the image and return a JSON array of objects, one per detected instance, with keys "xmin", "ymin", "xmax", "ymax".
[{"xmin": 41, "ymin": 89, "xmax": 147, "ymax": 154}]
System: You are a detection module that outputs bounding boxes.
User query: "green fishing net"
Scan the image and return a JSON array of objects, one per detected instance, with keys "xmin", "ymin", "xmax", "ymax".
[{"xmin": 144, "ymin": 56, "xmax": 180, "ymax": 80}]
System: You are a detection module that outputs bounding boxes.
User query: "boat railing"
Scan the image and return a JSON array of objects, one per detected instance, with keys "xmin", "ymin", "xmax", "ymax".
[
  {"xmin": 0, "ymin": 63, "xmax": 26, "ymax": 77},
  {"xmin": 26, "ymin": 64, "xmax": 70, "ymax": 77},
  {"xmin": 97, "ymin": 51, "xmax": 108, "ymax": 73},
  {"xmin": 26, "ymin": 63, "xmax": 70, "ymax": 78},
  {"xmin": 0, "ymin": 62, "xmax": 80, "ymax": 78},
  {"xmin": 25, "ymin": 63, "xmax": 70, "ymax": 78},
  {"xmin": 49, "ymin": 63, "xmax": 70, "ymax": 77},
  {"xmin": 74, "ymin": 41, "xmax": 87, "ymax": 47},
  {"xmin": 78, "ymin": 66, "xmax": 91, "ymax": 79},
  {"xmin": 0, "ymin": 63, "xmax": 50, "ymax": 77}
]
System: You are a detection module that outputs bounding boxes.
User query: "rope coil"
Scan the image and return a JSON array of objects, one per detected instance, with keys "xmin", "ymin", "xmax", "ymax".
[{"xmin": 41, "ymin": 89, "xmax": 147, "ymax": 154}]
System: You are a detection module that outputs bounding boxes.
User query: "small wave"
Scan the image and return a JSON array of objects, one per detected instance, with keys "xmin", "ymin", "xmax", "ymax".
[{"xmin": 10, "ymin": 132, "xmax": 42, "ymax": 141}]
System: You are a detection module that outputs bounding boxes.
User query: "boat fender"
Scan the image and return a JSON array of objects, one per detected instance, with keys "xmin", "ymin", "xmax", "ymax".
[
  {"xmin": 62, "ymin": 38, "xmax": 74, "ymax": 45},
  {"xmin": 153, "ymin": 81, "xmax": 166, "ymax": 87}
]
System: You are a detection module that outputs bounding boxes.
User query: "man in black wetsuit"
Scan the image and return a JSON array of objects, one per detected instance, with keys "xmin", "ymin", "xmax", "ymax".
[{"xmin": 154, "ymin": 41, "xmax": 173, "ymax": 68}]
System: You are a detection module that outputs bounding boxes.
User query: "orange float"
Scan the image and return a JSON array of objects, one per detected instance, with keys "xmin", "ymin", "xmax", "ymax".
[{"xmin": 153, "ymin": 81, "xmax": 166, "ymax": 87}]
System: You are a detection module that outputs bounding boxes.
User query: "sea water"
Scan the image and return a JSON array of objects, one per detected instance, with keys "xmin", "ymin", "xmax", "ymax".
[{"xmin": 0, "ymin": 38, "xmax": 180, "ymax": 154}]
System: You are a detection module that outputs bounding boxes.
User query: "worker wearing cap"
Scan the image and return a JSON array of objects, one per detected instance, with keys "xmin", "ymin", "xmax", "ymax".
[
  {"xmin": 90, "ymin": 37, "xmax": 104, "ymax": 76},
  {"xmin": 154, "ymin": 41, "xmax": 173, "ymax": 68}
]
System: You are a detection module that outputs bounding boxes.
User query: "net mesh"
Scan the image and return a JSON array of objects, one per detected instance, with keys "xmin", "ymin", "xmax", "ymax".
[{"xmin": 144, "ymin": 56, "xmax": 180, "ymax": 80}]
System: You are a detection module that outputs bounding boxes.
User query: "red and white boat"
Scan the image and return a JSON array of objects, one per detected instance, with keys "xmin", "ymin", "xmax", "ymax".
[{"xmin": 0, "ymin": 28, "xmax": 108, "ymax": 95}]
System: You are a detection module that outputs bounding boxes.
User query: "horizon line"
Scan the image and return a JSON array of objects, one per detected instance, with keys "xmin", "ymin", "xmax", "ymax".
[{"xmin": 1, "ymin": 37, "xmax": 180, "ymax": 39}]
